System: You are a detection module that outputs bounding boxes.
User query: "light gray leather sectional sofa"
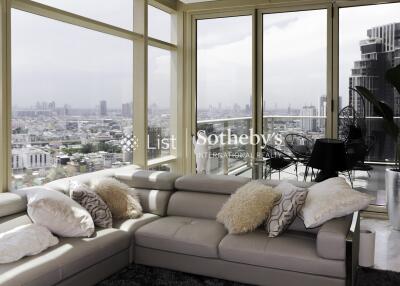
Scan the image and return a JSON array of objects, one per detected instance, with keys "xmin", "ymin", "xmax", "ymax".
[{"xmin": 0, "ymin": 167, "xmax": 360, "ymax": 286}]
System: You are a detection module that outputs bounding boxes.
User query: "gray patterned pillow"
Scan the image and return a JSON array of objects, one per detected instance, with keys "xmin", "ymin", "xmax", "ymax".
[
  {"xmin": 70, "ymin": 182, "xmax": 113, "ymax": 228},
  {"xmin": 265, "ymin": 182, "xmax": 308, "ymax": 237}
]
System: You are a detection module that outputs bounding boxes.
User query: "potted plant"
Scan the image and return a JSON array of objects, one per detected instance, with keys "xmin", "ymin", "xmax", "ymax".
[{"xmin": 354, "ymin": 64, "xmax": 400, "ymax": 230}]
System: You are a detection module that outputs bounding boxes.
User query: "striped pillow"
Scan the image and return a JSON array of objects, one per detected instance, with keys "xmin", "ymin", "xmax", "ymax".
[
  {"xmin": 70, "ymin": 182, "xmax": 113, "ymax": 228},
  {"xmin": 265, "ymin": 182, "xmax": 308, "ymax": 237}
]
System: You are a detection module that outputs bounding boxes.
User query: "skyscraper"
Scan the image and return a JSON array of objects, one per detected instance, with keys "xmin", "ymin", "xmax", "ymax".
[
  {"xmin": 319, "ymin": 96, "xmax": 327, "ymax": 131},
  {"xmin": 349, "ymin": 23, "xmax": 400, "ymax": 116},
  {"xmin": 349, "ymin": 23, "xmax": 400, "ymax": 161},
  {"xmin": 300, "ymin": 105, "xmax": 317, "ymax": 132},
  {"xmin": 99, "ymin": 100, "xmax": 107, "ymax": 116},
  {"xmin": 122, "ymin": 102, "xmax": 132, "ymax": 118}
]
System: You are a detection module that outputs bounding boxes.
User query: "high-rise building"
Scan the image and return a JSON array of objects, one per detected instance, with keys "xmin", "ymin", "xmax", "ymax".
[
  {"xmin": 122, "ymin": 102, "xmax": 132, "ymax": 118},
  {"xmin": 99, "ymin": 100, "xmax": 107, "ymax": 116},
  {"xmin": 300, "ymin": 105, "xmax": 317, "ymax": 132},
  {"xmin": 349, "ymin": 23, "xmax": 400, "ymax": 161},
  {"xmin": 319, "ymin": 96, "xmax": 327, "ymax": 131}
]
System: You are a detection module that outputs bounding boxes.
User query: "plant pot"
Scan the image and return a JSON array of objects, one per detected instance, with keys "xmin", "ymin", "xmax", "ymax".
[{"xmin": 386, "ymin": 168, "xmax": 400, "ymax": 230}]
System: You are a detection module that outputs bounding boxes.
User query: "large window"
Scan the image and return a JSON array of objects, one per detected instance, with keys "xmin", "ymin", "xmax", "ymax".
[
  {"xmin": 263, "ymin": 10, "xmax": 327, "ymax": 150},
  {"xmin": 196, "ymin": 16, "xmax": 252, "ymax": 174},
  {"xmin": 339, "ymin": 3, "xmax": 400, "ymax": 163},
  {"xmin": 11, "ymin": 10, "xmax": 133, "ymax": 189}
]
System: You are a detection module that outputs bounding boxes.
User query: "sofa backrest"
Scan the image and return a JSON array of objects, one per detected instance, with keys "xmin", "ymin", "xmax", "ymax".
[
  {"xmin": 168, "ymin": 174, "xmax": 320, "ymax": 235},
  {"xmin": 115, "ymin": 169, "xmax": 180, "ymax": 216},
  {"xmin": 168, "ymin": 175, "xmax": 250, "ymax": 219},
  {"xmin": 0, "ymin": 193, "xmax": 27, "ymax": 218}
]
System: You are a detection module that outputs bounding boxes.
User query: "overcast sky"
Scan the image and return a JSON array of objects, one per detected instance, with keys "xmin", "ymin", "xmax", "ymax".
[
  {"xmin": 197, "ymin": 3, "xmax": 400, "ymax": 111},
  {"xmin": 11, "ymin": 2, "xmax": 400, "ymax": 111},
  {"xmin": 12, "ymin": 1, "xmax": 171, "ymax": 109}
]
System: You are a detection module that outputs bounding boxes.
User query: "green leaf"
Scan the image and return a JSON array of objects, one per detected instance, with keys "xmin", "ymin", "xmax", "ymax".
[{"xmin": 386, "ymin": 65, "xmax": 400, "ymax": 95}]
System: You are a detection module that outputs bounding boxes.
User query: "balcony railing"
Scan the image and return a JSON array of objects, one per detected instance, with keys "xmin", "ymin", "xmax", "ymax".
[{"xmin": 197, "ymin": 115, "xmax": 397, "ymax": 175}]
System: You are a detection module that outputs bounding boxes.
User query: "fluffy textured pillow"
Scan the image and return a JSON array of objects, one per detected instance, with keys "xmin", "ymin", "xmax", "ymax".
[
  {"xmin": 217, "ymin": 181, "xmax": 280, "ymax": 234},
  {"xmin": 24, "ymin": 186, "xmax": 95, "ymax": 237},
  {"xmin": 70, "ymin": 182, "xmax": 113, "ymax": 228},
  {"xmin": 299, "ymin": 177, "xmax": 373, "ymax": 228},
  {"xmin": 265, "ymin": 182, "xmax": 308, "ymax": 237},
  {"xmin": 92, "ymin": 178, "xmax": 142, "ymax": 219},
  {"xmin": 0, "ymin": 224, "xmax": 59, "ymax": 264}
]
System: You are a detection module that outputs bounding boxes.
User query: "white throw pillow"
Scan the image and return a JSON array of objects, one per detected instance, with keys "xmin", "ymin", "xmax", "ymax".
[
  {"xmin": 299, "ymin": 177, "xmax": 373, "ymax": 228},
  {"xmin": 0, "ymin": 224, "xmax": 59, "ymax": 264},
  {"xmin": 24, "ymin": 187, "xmax": 95, "ymax": 237}
]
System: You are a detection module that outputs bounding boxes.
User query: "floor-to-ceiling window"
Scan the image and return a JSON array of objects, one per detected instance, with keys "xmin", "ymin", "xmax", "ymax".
[
  {"xmin": 11, "ymin": 10, "xmax": 133, "ymax": 189},
  {"xmin": 263, "ymin": 9, "xmax": 328, "ymax": 153},
  {"xmin": 5, "ymin": 0, "xmax": 178, "ymax": 190},
  {"xmin": 147, "ymin": 5, "xmax": 176, "ymax": 165},
  {"xmin": 339, "ymin": 2, "xmax": 400, "ymax": 204},
  {"xmin": 196, "ymin": 15, "xmax": 252, "ymax": 174},
  {"xmin": 339, "ymin": 3, "xmax": 400, "ymax": 163}
]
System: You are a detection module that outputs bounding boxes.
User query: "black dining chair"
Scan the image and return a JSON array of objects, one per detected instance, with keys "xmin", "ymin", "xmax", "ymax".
[
  {"xmin": 285, "ymin": 133, "xmax": 314, "ymax": 179},
  {"xmin": 262, "ymin": 145, "xmax": 298, "ymax": 180}
]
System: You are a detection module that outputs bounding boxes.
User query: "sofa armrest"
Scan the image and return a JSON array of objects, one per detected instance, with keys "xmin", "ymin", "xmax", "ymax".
[
  {"xmin": 346, "ymin": 211, "xmax": 360, "ymax": 286},
  {"xmin": 317, "ymin": 215, "xmax": 353, "ymax": 260}
]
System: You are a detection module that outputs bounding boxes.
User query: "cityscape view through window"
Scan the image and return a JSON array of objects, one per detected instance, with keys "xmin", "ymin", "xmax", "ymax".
[
  {"xmin": 339, "ymin": 3, "xmax": 400, "ymax": 163},
  {"xmin": 263, "ymin": 10, "xmax": 328, "ymax": 154},
  {"xmin": 196, "ymin": 16, "xmax": 252, "ymax": 174}
]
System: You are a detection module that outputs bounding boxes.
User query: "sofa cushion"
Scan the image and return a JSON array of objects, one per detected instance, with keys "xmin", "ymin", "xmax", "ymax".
[
  {"xmin": 0, "ymin": 193, "xmax": 27, "ymax": 218},
  {"xmin": 0, "ymin": 227, "xmax": 130, "ymax": 286},
  {"xmin": 115, "ymin": 169, "xmax": 180, "ymax": 191},
  {"xmin": 219, "ymin": 230, "xmax": 346, "ymax": 279},
  {"xmin": 317, "ymin": 215, "xmax": 352, "ymax": 260},
  {"xmin": 135, "ymin": 216, "xmax": 227, "ymax": 258},
  {"xmin": 174, "ymin": 175, "xmax": 250, "ymax": 195},
  {"xmin": 167, "ymin": 191, "xmax": 229, "ymax": 219}
]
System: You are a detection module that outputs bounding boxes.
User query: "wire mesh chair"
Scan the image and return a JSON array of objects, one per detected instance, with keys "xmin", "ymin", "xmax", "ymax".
[{"xmin": 262, "ymin": 145, "xmax": 297, "ymax": 180}]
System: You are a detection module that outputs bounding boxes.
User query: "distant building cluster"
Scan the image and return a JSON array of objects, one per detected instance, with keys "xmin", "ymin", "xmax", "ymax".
[{"xmin": 11, "ymin": 99, "xmax": 171, "ymax": 189}]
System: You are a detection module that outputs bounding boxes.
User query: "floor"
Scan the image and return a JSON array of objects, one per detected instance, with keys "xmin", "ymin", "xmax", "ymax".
[{"xmin": 361, "ymin": 218, "xmax": 400, "ymax": 272}]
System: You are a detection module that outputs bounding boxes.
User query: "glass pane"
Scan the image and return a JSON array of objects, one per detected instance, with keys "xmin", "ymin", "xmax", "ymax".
[
  {"xmin": 148, "ymin": 46, "xmax": 172, "ymax": 160},
  {"xmin": 33, "ymin": 0, "xmax": 133, "ymax": 30},
  {"xmin": 197, "ymin": 16, "xmax": 252, "ymax": 175},
  {"xmin": 339, "ymin": 3, "xmax": 400, "ymax": 163},
  {"xmin": 148, "ymin": 5, "xmax": 172, "ymax": 43},
  {"xmin": 11, "ymin": 10, "xmax": 133, "ymax": 189},
  {"xmin": 262, "ymin": 10, "xmax": 327, "ymax": 181}
]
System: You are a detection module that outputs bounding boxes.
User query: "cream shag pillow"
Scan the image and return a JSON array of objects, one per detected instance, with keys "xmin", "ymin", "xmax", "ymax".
[
  {"xmin": 217, "ymin": 181, "xmax": 281, "ymax": 234},
  {"xmin": 92, "ymin": 178, "xmax": 143, "ymax": 219}
]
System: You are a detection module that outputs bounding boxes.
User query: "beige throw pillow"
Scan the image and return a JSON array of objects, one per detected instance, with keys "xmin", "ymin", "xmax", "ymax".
[
  {"xmin": 92, "ymin": 178, "xmax": 143, "ymax": 219},
  {"xmin": 217, "ymin": 181, "xmax": 281, "ymax": 234}
]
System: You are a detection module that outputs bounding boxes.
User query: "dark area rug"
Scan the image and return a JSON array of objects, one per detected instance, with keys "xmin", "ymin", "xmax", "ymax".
[{"xmin": 97, "ymin": 264, "xmax": 400, "ymax": 286}]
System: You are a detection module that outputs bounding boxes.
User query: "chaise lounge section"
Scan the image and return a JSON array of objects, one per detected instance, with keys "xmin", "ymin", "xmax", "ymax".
[{"xmin": 0, "ymin": 169, "xmax": 359, "ymax": 286}]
